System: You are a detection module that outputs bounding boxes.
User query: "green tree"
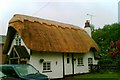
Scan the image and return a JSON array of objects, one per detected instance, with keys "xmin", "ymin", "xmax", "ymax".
[
  {"xmin": 93, "ymin": 23, "xmax": 120, "ymax": 71},
  {"xmin": 92, "ymin": 23, "xmax": 120, "ymax": 55}
]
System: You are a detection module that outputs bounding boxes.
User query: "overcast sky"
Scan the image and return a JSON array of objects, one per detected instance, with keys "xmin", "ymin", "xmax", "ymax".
[{"xmin": 0, "ymin": 0, "xmax": 119, "ymax": 35}]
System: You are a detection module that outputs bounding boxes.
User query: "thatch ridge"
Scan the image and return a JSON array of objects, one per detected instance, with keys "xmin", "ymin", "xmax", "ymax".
[{"xmin": 9, "ymin": 14, "xmax": 81, "ymax": 30}]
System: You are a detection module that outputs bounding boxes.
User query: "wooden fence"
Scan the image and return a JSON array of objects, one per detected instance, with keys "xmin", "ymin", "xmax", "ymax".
[{"xmin": 89, "ymin": 64, "xmax": 120, "ymax": 72}]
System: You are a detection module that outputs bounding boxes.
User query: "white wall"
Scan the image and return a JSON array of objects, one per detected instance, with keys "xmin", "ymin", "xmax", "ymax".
[
  {"xmin": 29, "ymin": 52, "xmax": 63, "ymax": 79},
  {"xmin": 64, "ymin": 52, "xmax": 98, "ymax": 75},
  {"xmin": 73, "ymin": 53, "xmax": 89, "ymax": 74},
  {"xmin": 74, "ymin": 52, "xmax": 98, "ymax": 74},
  {"xmin": 85, "ymin": 52, "xmax": 98, "ymax": 65}
]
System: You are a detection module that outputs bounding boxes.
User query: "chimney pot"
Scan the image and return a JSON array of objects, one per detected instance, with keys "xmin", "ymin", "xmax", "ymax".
[{"xmin": 84, "ymin": 20, "xmax": 90, "ymax": 28}]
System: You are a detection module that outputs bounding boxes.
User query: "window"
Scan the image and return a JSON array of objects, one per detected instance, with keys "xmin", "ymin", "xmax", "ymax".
[
  {"xmin": 78, "ymin": 58, "xmax": 84, "ymax": 66},
  {"xmin": 67, "ymin": 54, "xmax": 70, "ymax": 64},
  {"xmin": 16, "ymin": 39, "xmax": 18, "ymax": 45},
  {"xmin": 16, "ymin": 34, "xmax": 21, "ymax": 45},
  {"xmin": 2, "ymin": 67, "xmax": 18, "ymax": 78},
  {"xmin": 18, "ymin": 38, "xmax": 21, "ymax": 45},
  {"xmin": 67, "ymin": 58, "xmax": 70, "ymax": 64},
  {"xmin": 43, "ymin": 62, "xmax": 51, "ymax": 72},
  {"xmin": 88, "ymin": 58, "xmax": 93, "ymax": 65}
]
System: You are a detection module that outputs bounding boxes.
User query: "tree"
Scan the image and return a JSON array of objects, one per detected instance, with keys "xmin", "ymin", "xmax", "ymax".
[
  {"xmin": 92, "ymin": 23, "xmax": 120, "ymax": 55},
  {"xmin": 93, "ymin": 23, "xmax": 120, "ymax": 71}
]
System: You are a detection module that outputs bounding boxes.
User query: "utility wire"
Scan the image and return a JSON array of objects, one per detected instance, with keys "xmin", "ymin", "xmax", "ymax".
[{"xmin": 32, "ymin": 0, "xmax": 51, "ymax": 15}]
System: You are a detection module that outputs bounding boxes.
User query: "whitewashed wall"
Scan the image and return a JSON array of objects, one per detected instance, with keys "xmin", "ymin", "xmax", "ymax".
[
  {"xmin": 85, "ymin": 52, "xmax": 98, "ymax": 65},
  {"xmin": 74, "ymin": 52, "xmax": 98, "ymax": 74},
  {"xmin": 29, "ymin": 52, "xmax": 63, "ymax": 79},
  {"xmin": 73, "ymin": 53, "xmax": 89, "ymax": 74},
  {"xmin": 64, "ymin": 52, "xmax": 98, "ymax": 75}
]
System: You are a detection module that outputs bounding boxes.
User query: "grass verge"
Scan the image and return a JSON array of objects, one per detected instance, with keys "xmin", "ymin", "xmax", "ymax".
[{"xmin": 62, "ymin": 72, "xmax": 120, "ymax": 80}]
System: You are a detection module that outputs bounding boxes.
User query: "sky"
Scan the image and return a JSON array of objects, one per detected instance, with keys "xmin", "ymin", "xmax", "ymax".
[{"xmin": 0, "ymin": 0, "xmax": 120, "ymax": 35}]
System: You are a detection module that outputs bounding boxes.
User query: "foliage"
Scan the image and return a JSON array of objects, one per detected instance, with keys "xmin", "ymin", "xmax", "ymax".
[
  {"xmin": 109, "ymin": 39, "xmax": 120, "ymax": 58},
  {"xmin": 98, "ymin": 53, "xmax": 113, "ymax": 66},
  {"xmin": 92, "ymin": 23, "xmax": 120, "ymax": 72},
  {"xmin": 92, "ymin": 23, "xmax": 120, "ymax": 55}
]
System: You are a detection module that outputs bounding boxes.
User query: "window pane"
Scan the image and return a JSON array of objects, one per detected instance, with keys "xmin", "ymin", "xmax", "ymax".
[
  {"xmin": 47, "ymin": 67, "xmax": 50, "ymax": 70},
  {"xmin": 43, "ymin": 63, "xmax": 46, "ymax": 66},
  {"xmin": 88, "ymin": 58, "xmax": 93, "ymax": 65},
  {"xmin": 43, "ymin": 62, "xmax": 51, "ymax": 71},
  {"xmin": 47, "ymin": 63, "xmax": 50, "ymax": 66},
  {"xmin": 43, "ymin": 67, "xmax": 46, "ymax": 70},
  {"xmin": 16, "ymin": 39, "xmax": 18, "ymax": 45},
  {"xmin": 78, "ymin": 58, "xmax": 83, "ymax": 65},
  {"xmin": 67, "ymin": 58, "xmax": 70, "ymax": 64}
]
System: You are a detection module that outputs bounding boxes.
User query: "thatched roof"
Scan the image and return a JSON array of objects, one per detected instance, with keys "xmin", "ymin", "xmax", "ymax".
[{"xmin": 3, "ymin": 14, "xmax": 99, "ymax": 54}]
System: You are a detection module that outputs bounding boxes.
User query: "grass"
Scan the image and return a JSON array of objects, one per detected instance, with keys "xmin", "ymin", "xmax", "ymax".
[
  {"xmin": 62, "ymin": 72, "xmax": 120, "ymax": 80},
  {"xmin": 74, "ymin": 72, "xmax": 119, "ymax": 78}
]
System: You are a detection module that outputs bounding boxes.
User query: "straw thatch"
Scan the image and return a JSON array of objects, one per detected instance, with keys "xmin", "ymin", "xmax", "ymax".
[{"xmin": 3, "ymin": 14, "xmax": 99, "ymax": 54}]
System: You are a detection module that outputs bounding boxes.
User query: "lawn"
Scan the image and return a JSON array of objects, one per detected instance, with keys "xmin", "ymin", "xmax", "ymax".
[{"xmin": 62, "ymin": 72, "xmax": 120, "ymax": 80}]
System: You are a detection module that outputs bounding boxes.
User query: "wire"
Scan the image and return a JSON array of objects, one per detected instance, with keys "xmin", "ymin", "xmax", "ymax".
[{"xmin": 32, "ymin": 0, "xmax": 51, "ymax": 15}]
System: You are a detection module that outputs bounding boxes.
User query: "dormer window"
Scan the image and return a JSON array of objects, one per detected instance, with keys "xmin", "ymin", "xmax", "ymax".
[
  {"xmin": 16, "ymin": 34, "xmax": 21, "ymax": 46},
  {"xmin": 16, "ymin": 38, "xmax": 18, "ymax": 45},
  {"xmin": 18, "ymin": 38, "xmax": 21, "ymax": 45}
]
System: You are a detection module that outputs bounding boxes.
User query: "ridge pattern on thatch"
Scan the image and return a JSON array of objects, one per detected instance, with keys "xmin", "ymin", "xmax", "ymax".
[
  {"xmin": 4, "ymin": 14, "xmax": 99, "ymax": 53},
  {"xmin": 10, "ymin": 14, "xmax": 80, "ymax": 30}
]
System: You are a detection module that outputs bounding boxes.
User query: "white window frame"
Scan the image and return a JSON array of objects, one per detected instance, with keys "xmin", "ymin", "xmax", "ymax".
[
  {"xmin": 18, "ymin": 38, "xmax": 21, "ymax": 45},
  {"xmin": 43, "ymin": 61, "xmax": 51, "ymax": 72},
  {"xmin": 16, "ymin": 34, "xmax": 21, "ymax": 45},
  {"xmin": 88, "ymin": 58, "xmax": 93, "ymax": 65},
  {"xmin": 77, "ymin": 57, "xmax": 84, "ymax": 66},
  {"xmin": 67, "ymin": 53, "xmax": 70, "ymax": 64},
  {"xmin": 16, "ymin": 38, "xmax": 18, "ymax": 45}
]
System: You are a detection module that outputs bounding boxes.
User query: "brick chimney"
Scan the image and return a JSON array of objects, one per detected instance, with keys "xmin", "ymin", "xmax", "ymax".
[{"xmin": 84, "ymin": 20, "xmax": 91, "ymax": 37}]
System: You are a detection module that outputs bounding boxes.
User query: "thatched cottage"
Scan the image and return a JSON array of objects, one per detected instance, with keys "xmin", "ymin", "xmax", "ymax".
[{"xmin": 3, "ymin": 14, "xmax": 99, "ymax": 79}]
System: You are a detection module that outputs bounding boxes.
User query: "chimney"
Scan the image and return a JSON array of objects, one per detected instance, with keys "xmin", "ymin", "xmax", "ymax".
[{"xmin": 84, "ymin": 20, "xmax": 91, "ymax": 37}]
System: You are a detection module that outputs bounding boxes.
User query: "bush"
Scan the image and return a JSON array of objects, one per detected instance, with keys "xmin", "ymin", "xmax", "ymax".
[{"xmin": 98, "ymin": 54, "xmax": 119, "ymax": 72}]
